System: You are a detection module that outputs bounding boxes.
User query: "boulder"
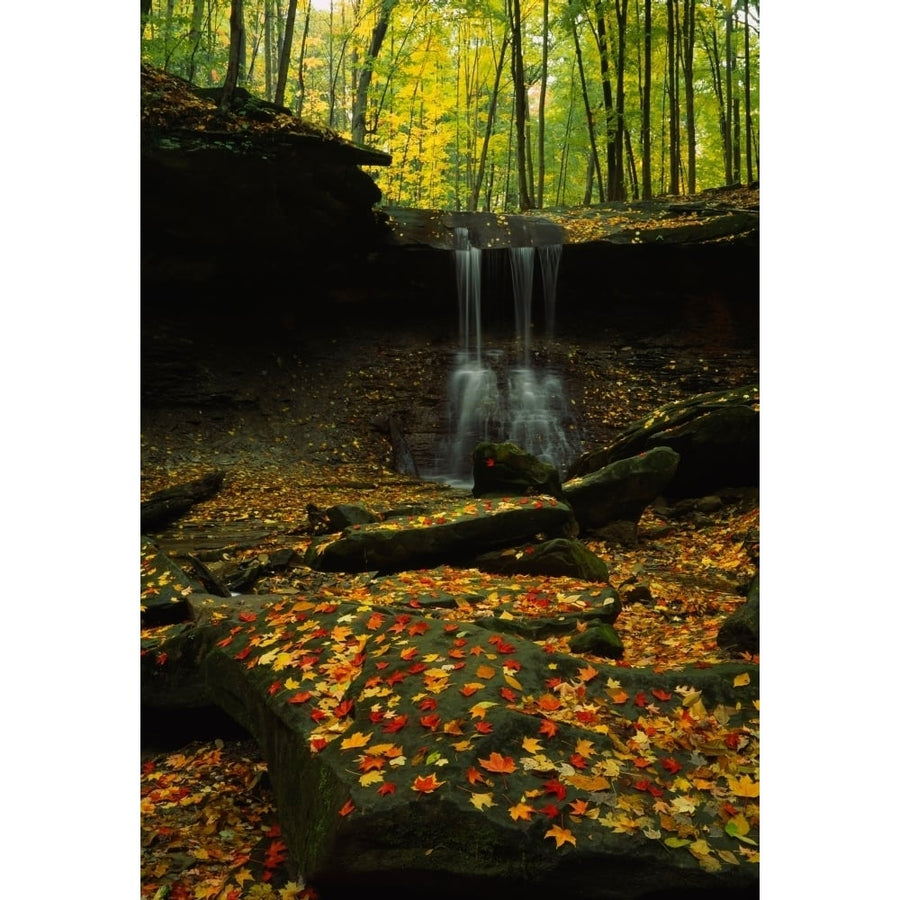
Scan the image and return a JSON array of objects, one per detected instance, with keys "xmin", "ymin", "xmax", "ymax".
[
  {"xmin": 475, "ymin": 537, "xmax": 609, "ymax": 582},
  {"xmin": 562, "ymin": 447, "xmax": 680, "ymax": 533},
  {"xmin": 567, "ymin": 385, "xmax": 758, "ymax": 499},
  {"xmin": 304, "ymin": 495, "xmax": 576, "ymax": 573},
  {"xmin": 142, "ymin": 539, "xmax": 759, "ymax": 899},
  {"xmin": 717, "ymin": 573, "xmax": 760, "ymax": 654},
  {"xmin": 472, "ymin": 441, "xmax": 565, "ymax": 500}
]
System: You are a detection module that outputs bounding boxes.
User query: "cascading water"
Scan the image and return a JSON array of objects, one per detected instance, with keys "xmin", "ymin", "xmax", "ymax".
[{"xmin": 427, "ymin": 227, "xmax": 580, "ymax": 486}]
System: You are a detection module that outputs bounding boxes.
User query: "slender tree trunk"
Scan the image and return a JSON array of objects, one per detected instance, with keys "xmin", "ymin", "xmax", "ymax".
[
  {"xmin": 295, "ymin": 0, "xmax": 312, "ymax": 116},
  {"xmin": 699, "ymin": 14, "xmax": 729, "ymax": 185},
  {"xmin": 537, "ymin": 0, "xmax": 550, "ymax": 208},
  {"xmin": 264, "ymin": 0, "xmax": 274, "ymax": 99},
  {"xmin": 470, "ymin": 34, "xmax": 509, "ymax": 211},
  {"xmin": 508, "ymin": 0, "xmax": 534, "ymax": 210},
  {"xmin": 221, "ymin": 0, "xmax": 245, "ymax": 112},
  {"xmin": 557, "ymin": 58, "xmax": 577, "ymax": 205},
  {"xmin": 724, "ymin": 6, "xmax": 734, "ymax": 184},
  {"xmin": 186, "ymin": 0, "xmax": 205, "ymax": 82},
  {"xmin": 352, "ymin": 0, "xmax": 398, "ymax": 145},
  {"xmin": 570, "ymin": 3, "xmax": 604, "ymax": 202},
  {"xmin": 680, "ymin": 0, "xmax": 696, "ymax": 193},
  {"xmin": 666, "ymin": 0, "xmax": 680, "ymax": 194},
  {"xmin": 641, "ymin": 0, "xmax": 652, "ymax": 198},
  {"xmin": 592, "ymin": 4, "xmax": 617, "ymax": 198},
  {"xmin": 275, "ymin": 0, "xmax": 298, "ymax": 106},
  {"xmin": 743, "ymin": 0, "xmax": 754, "ymax": 182},
  {"xmin": 613, "ymin": 0, "xmax": 628, "ymax": 200}
]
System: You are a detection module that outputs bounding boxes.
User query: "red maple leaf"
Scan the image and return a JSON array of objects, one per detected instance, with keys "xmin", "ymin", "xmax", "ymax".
[
  {"xmin": 339, "ymin": 799, "xmax": 355, "ymax": 817},
  {"xmin": 651, "ymin": 688, "xmax": 673, "ymax": 701},
  {"xmin": 538, "ymin": 718, "xmax": 558, "ymax": 738},
  {"xmin": 382, "ymin": 715, "xmax": 408, "ymax": 733},
  {"xmin": 418, "ymin": 697, "xmax": 438, "ymax": 711},
  {"xmin": 288, "ymin": 691, "xmax": 313, "ymax": 705},
  {"xmin": 544, "ymin": 779, "xmax": 567, "ymax": 800},
  {"xmin": 408, "ymin": 621, "xmax": 429, "ymax": 636},
  {"xmin": 377, "ymin": 782, "xmax": 397, "ymax": 797},
  {"xmin": 334, "ymin": 699, "xmax": 354, "ymax": 718},
  {"xmin": 500, "ymin": 687, "xmax": 517, "ymax": 702},
  {"xmin": 661, "ymin": 757, "xmax": 681, "ymax": 774},
  {"xmin": 419, "ymin": 713, "xmax": 442, "ymax": 731}
]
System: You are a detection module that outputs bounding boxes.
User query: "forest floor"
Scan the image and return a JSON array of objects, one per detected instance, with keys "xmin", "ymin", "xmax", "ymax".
[{"xmin": 140, "ymin": 316, "xmax": 759, "ymax": 900}]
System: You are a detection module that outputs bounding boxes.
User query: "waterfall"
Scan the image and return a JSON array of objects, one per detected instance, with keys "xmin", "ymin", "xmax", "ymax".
[
  {"xmin": 539, "ymin": 243, "xmax": 562, "ymax": 341},
  {"xmin": 428, "ymin": 229, "xmax": 579, "ymax": 486}
]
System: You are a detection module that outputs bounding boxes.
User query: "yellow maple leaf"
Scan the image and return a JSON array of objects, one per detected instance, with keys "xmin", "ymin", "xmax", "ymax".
[
  {"xmin": 272, "ymin": 651, "xmax": 296, "ymax": 672},
  {"xmin": 232, "ymin": 866, "xmax": 253, "ymax": 886},
  {"xmin": 508, "ymin": 801, "xmax": 535, "ymax": 821},
  {"xmin": 545, "ymin": 824, "xmax": 577, "ymax": 848},
  {"xmin": 574, "ymin": 738, "xmax": 595, "ymax": 758},
  {"xmin": 470, "ymin": 792, "xmax": 495, "ymax": 810},
  {"xmin": 733, "ymin": 671, "xmax": 751, "ymax": 687},
  {"xmin": 521, "ymin": 736, "xmax": 543, "ymax": 753},
  {"xmin": 564, "ymin": 773, "xmax": 611, "ymax": 792},
  {"xmin": 279, "ymin": 881, "xmax": 308, "ymax": 899},
  {"xmin": 340, "ymin": 731, "xmax": 372, "ymax": 750},
  {"xmin": 331, "ymin": 624, "xmax": 353, "ymax": 642},
  {"xmin": 283, "ymin": 677, "xmax": 301, "ymax": 690},
  {"xmin": 727, "ymin": 774, "xmax": 760, "ymax": 797},
  {"xmin": 359, "ymin": 770, "xmax": 384, "ymax": 787}
]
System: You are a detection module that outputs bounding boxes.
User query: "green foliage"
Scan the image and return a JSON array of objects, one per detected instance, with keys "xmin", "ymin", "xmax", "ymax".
[{"xmin": 141, "ymin": 0, "xmax": 759, "ymax": 208}]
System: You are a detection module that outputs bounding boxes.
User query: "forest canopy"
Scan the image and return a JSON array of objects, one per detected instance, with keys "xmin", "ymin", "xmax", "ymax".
[{"xmin": 140, "ymin": 0, "xmax": 759, "ymax": 212}]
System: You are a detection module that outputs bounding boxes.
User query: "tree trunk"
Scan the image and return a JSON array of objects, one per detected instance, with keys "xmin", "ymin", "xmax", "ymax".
[
  {"xmin": 641, "ymin": 0, "xmax": 652, "ymax": 199},
  {"xmin": 220, "ymin": 0, "xmax": 245, "ymax": 112},
  {"xmin": 570, "ymin": 3, "xmax": 604, "ymax": 202},
  {"xmin": 666, "ymin": 0, "xmax": 680, "ymax": 194},
  {"xmin": 187, "ymin": 0, "xmax": 205, "ymax": 83},
  {"xmin": 509, "ymin": 0, "xmax": 534, "ymax": 210},
  {"xmin": 537, "ymin": 0, "xmax": 550, "ymax": 208},
  {"xmin": 680, "ymin": 0, "xmax": 696, "ymax": 194},
  {"xmin": 470, "ymin": 34, "xmax": 509, "ymax": 211},
  {"xmin": 264, "ymin": 0, "xmax": 274, "ymax": 100},
  {"xmin": 612, "ymin": 0, "xmax": 628, "ymax": 200},
  {"xmin": 592, "ymin": 4, "xmax": 617, "ymax": 198},
  {"xmin": 275, "ymin": 0, "xmax": 298, "ymax": 107},
  {"xmin": 295, "ymin": 0, "xmax": 313, "ymax": 116},
  {"xmin": 351, "ymin": 0, "xmax": 397, "ymax": 146},
  {"xmin": 724, "ymin": 6, "xmax": 734, "ymax": 184},
  {"xmin": 699, "ymin": 13, "xmax": 729, "ymax": 185},
  {"xmin": 743, "ymin": 0, "xmax": 754, "ymax": 183}
]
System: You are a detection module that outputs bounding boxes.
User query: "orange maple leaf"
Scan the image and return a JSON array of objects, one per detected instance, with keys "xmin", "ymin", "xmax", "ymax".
[
  {"xmin": 479, "ymin": 752, "xmax": 516, "ymax": 774},
  {"xmin": 411, "ymin": 773, "xmax": 445, "ymax": 793},
  {"xmin": 508, "ymin": 801, "xmax": 535, "ymax": 821},
  {"xmin": 538, "ymin": 718, "xmax": 559, "ymax": 738},
  {"xmin": 339, "ymin": 799, "xmax": 355, "ymax": 816},
  {"xmin": 545, "ymin": 824, "xmax": 576, "ymax": 848},
  {"xmin": 537, "ymin": 693, "xmax": 561, "ymax": 711},
  {"xmin": 578, "ymin": 664, "xmax": 599, "ymax": 683}
]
